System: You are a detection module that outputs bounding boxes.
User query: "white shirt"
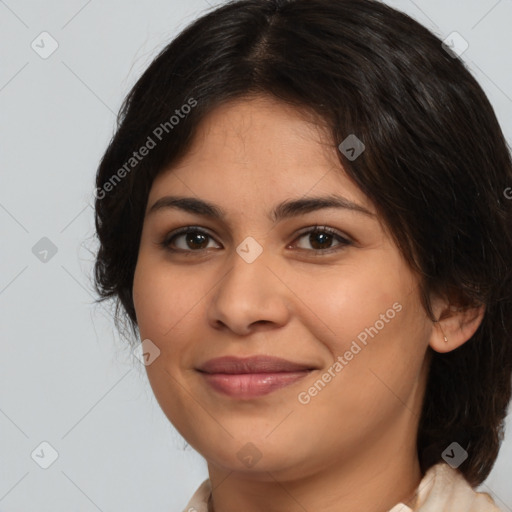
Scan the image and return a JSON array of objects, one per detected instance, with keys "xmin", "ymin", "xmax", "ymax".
[{"xmin": 181, "ymin": 462, "xmax": 503, "ymax": 512}]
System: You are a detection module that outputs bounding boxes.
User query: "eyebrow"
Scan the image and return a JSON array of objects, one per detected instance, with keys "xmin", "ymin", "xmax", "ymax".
[{"xmin": 147, "ymin": 194, "xmax": 375, "ymax": 222}]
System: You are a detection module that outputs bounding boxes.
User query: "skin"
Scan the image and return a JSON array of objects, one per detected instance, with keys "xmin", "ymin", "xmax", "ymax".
[{"xmin": 132, "ymin": 95, "xmax": 484, "ymax": 512}]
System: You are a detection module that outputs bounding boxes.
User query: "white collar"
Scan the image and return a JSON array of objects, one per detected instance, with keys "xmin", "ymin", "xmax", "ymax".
[{"xmin": 181, "ymin": 462, "xmax": 502, "ymax": 512}]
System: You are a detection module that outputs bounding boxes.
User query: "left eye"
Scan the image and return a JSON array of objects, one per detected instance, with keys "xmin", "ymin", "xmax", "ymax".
[
  {"xmin": 159, "ymin": 226, "xmax": 351, "ymax": 253},
  {"xmin": 291, "ymin": 227, "xmax": 351, "ymax": 252}
]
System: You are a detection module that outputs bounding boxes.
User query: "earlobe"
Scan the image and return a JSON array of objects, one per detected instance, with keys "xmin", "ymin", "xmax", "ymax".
[{"xmin": 429, "ymin": 303, "xmax": 486, "ymax": 354}]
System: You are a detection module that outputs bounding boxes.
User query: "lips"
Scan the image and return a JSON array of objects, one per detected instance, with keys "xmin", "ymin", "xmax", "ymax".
[
  {"xmin": 197, "ymin": 355, "xmax": 315, "ymax": 374},
  {"xmin": 196, "ymin": 355, "xmax": 316, "ymax": 399}
]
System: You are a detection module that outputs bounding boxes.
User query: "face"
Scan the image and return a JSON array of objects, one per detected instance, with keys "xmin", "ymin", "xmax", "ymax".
[{"xmin": 132, "ymin": 95, "xmax": 434, "ymax": 480}]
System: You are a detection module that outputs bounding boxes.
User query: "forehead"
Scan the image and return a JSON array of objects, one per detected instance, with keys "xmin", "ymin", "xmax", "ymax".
[{"xmin": 148, "ymin": 95, "xmax": 374, "ymax": 216}]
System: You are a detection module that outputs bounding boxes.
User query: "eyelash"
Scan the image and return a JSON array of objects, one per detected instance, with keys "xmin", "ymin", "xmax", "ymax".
[{"xmin": 158, "ymin": 225, "xmax": 352, "ymax": 256}]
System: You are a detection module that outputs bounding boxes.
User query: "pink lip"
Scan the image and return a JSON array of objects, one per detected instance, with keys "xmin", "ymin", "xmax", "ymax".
[
  {"xmin": 201, "ymin": 371, "xmax": 311, "ymax": 398},
  {"xmin": 197, "ymin": 355, "xmax": 315, "ymax": 398},
  {"xmin": 198, "ymin": 355, "xmax": 315, "ymax": 374}
]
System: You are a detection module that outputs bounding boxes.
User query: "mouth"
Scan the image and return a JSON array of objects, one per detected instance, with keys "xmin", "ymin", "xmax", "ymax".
[
  {"xmin": 197, "ymin": 355, "xmax": 316, "ymax": 374},
  {"xmin": 196, "ymin": 355, "xmax": 316, "ymax": 399}
]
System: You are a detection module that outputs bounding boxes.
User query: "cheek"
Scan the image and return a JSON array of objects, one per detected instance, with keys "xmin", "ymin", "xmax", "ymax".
[
  {"xmin": 289, "ymin": 258, "xmax": 428, "ymax": 401},
  {"xmin": 132, "ymin": 255, "xmax": 208, "ymax": 341},
  {"xmin": 295, "ymin": 281, "xmax": 428, "ymax": 441},
  {"xmin": 285, "ymin": 261, "xmax": 403, "ymax": 350},
  {"xmin": 132, "ymin": 257, "xmax": 208, "ymax": 432}
]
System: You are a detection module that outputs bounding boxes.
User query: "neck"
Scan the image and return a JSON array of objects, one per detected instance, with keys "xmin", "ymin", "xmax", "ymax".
[{"xmin": 206, "ymin": 437, "xmax": 423, "ymax": 512}]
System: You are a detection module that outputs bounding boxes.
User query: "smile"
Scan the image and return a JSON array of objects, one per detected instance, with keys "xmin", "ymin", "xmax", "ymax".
[{"xmin": 199, "ymin": 370, "xmax": 312, "ymax": 398}]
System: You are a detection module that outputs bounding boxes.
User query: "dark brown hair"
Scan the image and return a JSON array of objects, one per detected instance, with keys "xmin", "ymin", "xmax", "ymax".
[{"xmin": 93, "ymin": 0, "xmax": 512, "ymax": 487}]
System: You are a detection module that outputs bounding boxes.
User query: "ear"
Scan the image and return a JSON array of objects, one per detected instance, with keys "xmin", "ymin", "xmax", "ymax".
[{"xmin": 429, "ymin": 297, "xmax": 486, "ymax": 354}]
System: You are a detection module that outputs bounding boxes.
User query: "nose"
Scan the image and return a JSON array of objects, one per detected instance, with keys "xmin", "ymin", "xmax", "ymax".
[{"xmin": 207, "ymin": 247, "xmax": 291, "ymax": 336}]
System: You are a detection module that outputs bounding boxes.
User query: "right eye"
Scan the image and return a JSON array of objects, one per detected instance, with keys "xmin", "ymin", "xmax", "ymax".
[{"xmin": 159, "ymin": 227, "xmax": 222, "ymax": 253}]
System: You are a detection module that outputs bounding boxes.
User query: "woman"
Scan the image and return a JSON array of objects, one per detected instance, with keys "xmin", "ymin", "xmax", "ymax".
[{"xmin": 93, "ymin": 0, "xmax": 512, "ymax": 510}]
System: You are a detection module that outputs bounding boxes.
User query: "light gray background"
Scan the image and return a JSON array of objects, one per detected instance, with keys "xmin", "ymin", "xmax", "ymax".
[{"xmin": 1, "ymin": 1, "xmax": 511, "ymax": 511}]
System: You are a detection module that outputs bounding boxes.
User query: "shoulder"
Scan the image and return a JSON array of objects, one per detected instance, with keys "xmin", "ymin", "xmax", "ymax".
[
  {"xmin": 413, "ymin": 462, "xmax": 503, "ymax": 512},
  {"xmin": 181, "ymin": 479, "xmax": 211, "ymax": 512},
  {"xmin": 182, "ymin": 466, "xmax": 504, "ymax": 512}
]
